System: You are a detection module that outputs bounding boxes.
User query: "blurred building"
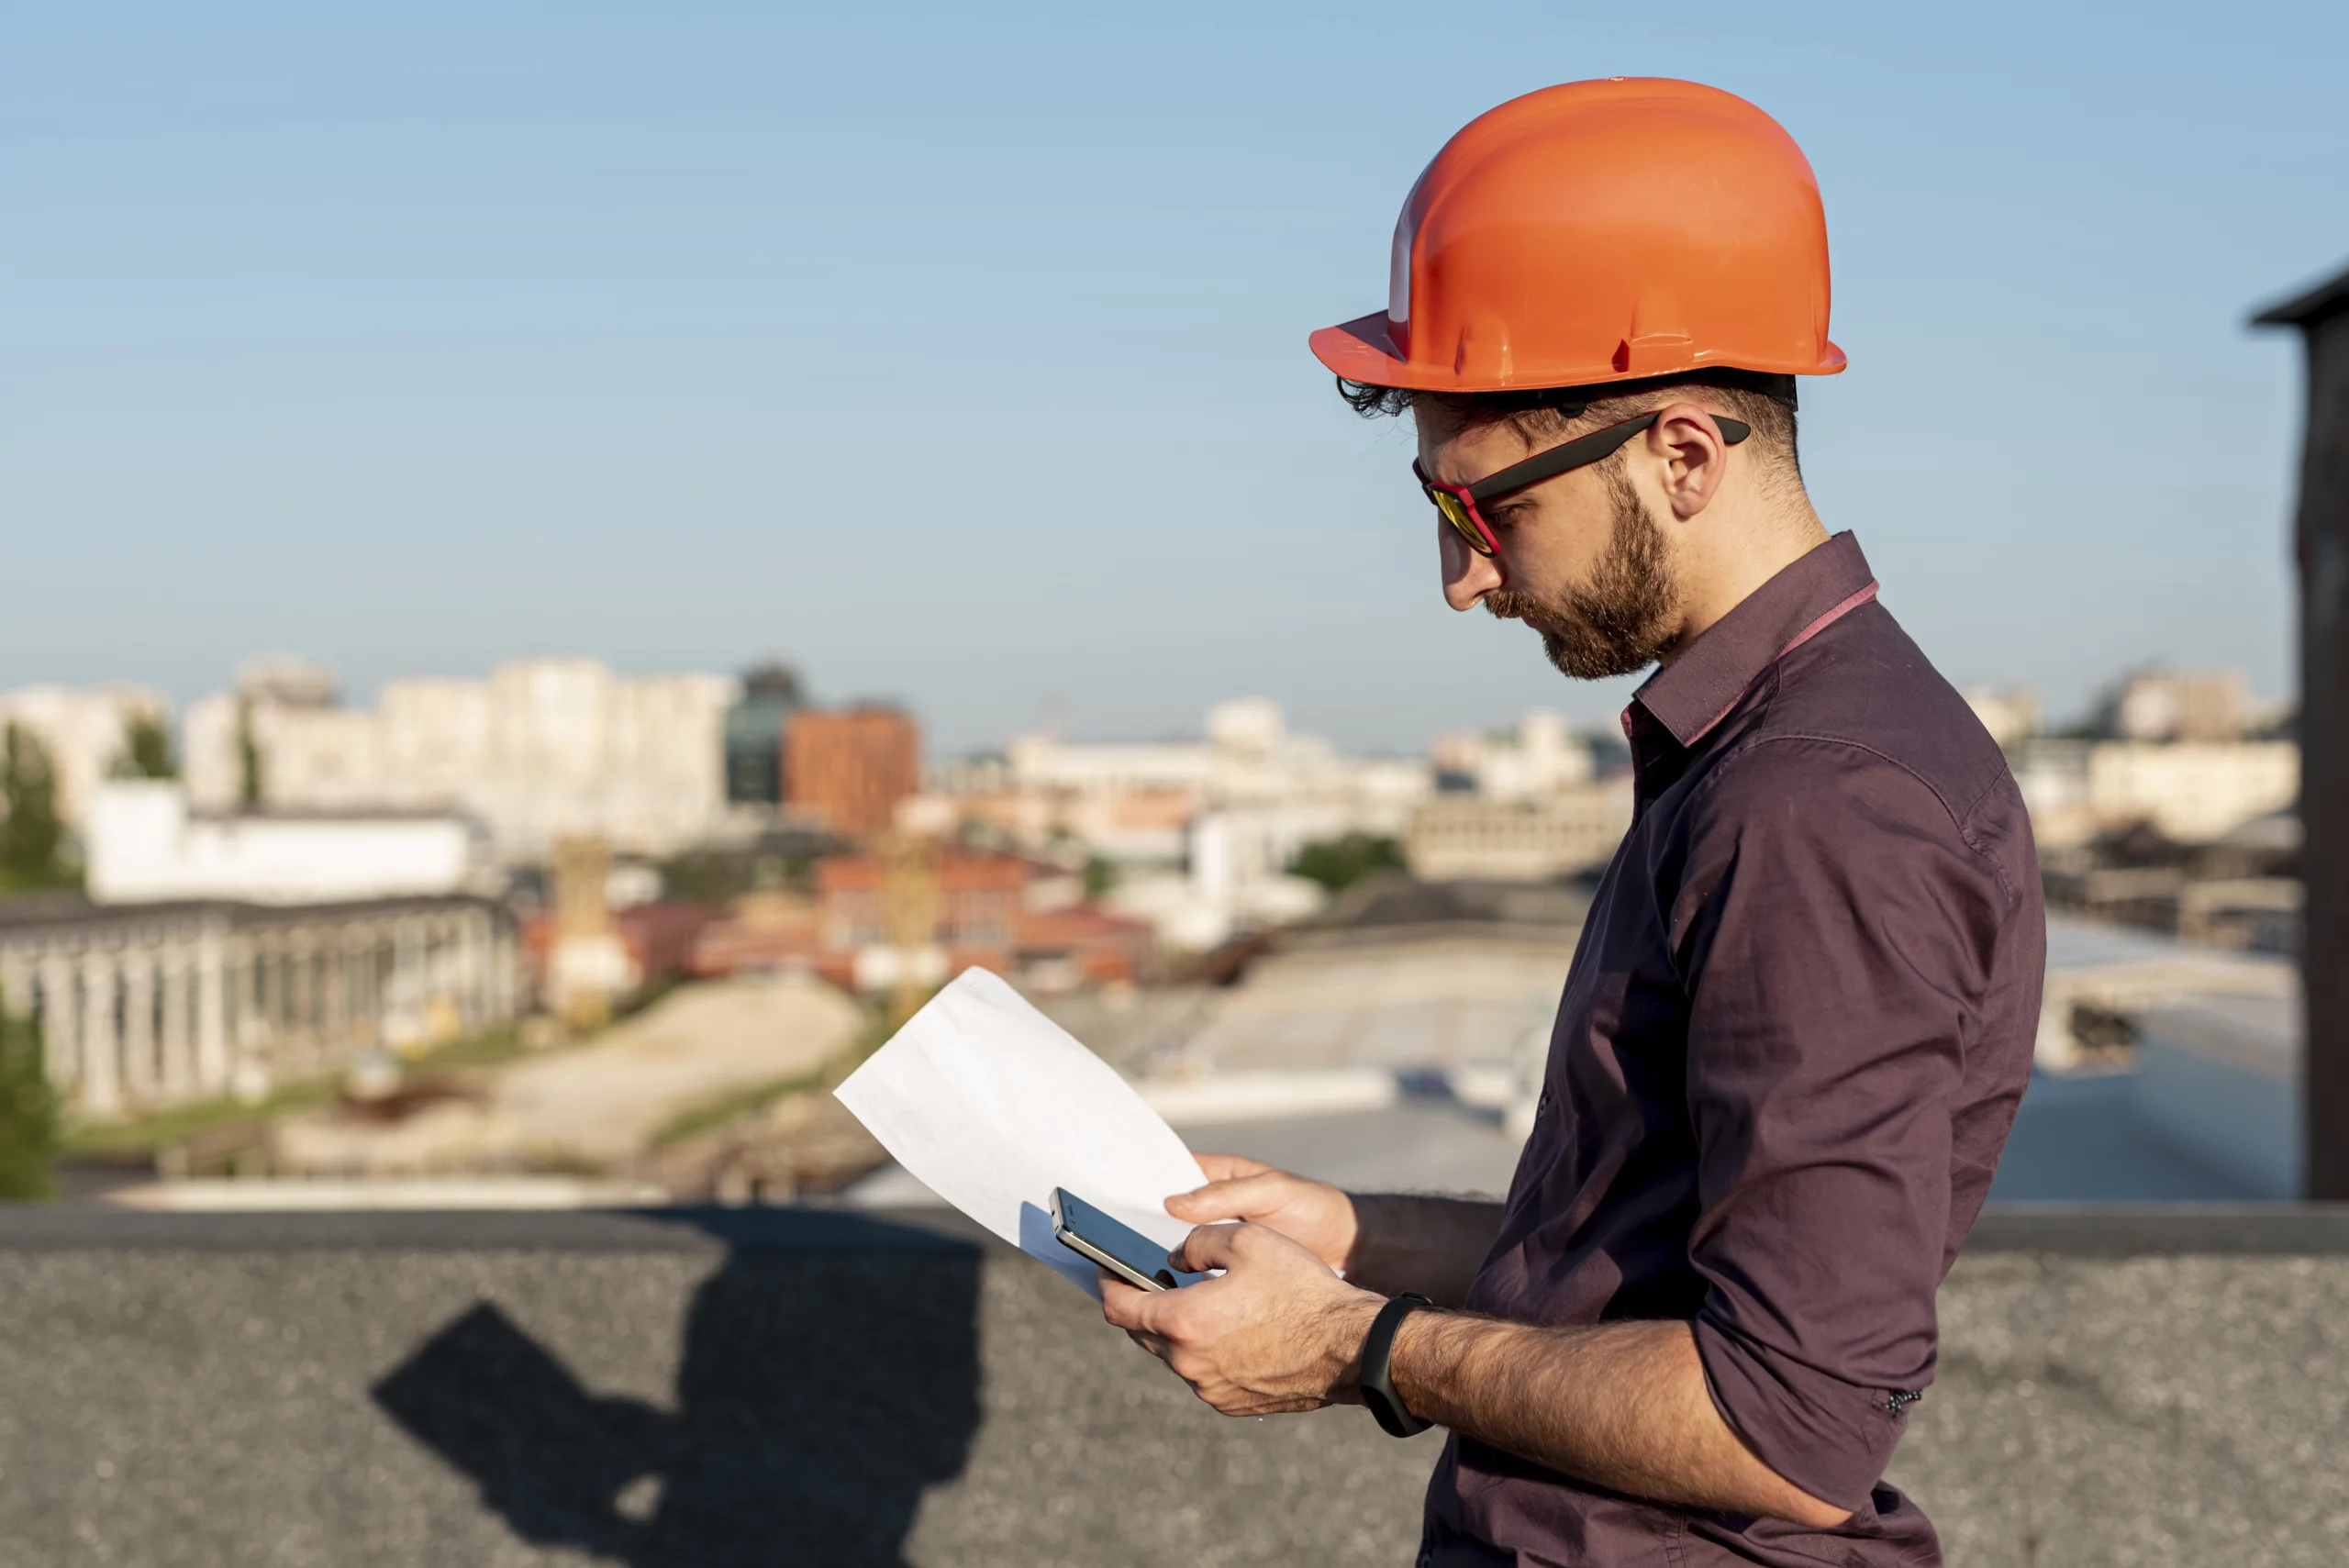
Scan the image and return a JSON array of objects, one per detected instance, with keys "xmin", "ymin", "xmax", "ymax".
[
  {"xmin": 184, "ymin": 658, "xmax": 736, "ymax": 861},
  {"xmin": 0, "ymin": 893, "xmax": 518, "ymax": 1117},
  {"xmin": 83, "ymin": 782, "xmax": 493, "ymax": 906},
  {"xmin": 517, "ymin": 838, "xmax": 717, "ymax": 1026},
  {"xmin": 1963, "ymin": 686, "xmax": 2042, "ymax": 750},
  {"xmin": 1102, "ymin": 810, "xmax": 1330, "ymax": 953},
  {"xmin": 723, "ymin": 662, "xmax": 803, "ymax": 808},
  {"xmin": 688, "ymin": 890, "xmax": 822, "ymax": 978},
  {"xmin": 2096, "ymin": 667, "xmax": 2262, "ymax": 742},
  {"xmin": 785, "ymin": 706, "xmax": 920, "ymax": 840},
  {"xmin": 2036, "ymin": 807, "xmax": 2302, "ymax": 957},
  {"xmin": 2254, "ymin": 257, "xmax": 2349, "ymax": 1199},
  {"xmin": 540, "ymin": 837, "xmax": 628, "ymax": 1029},
  {"xmin": 1403, "ymin": 784, "xmax": 1636, "ymax": 882},
  {"xmin": 976, "ymin": 700, "xmax": 1431, "ymax": 865},
  {"xmin": 2015, "ymin": 739, "xmax": 2299, "ymax": 848},
  {"xmin": 691, "ymin": 847, "xmax": 1149, "ymax": 994},
  {"xmin": 1397, "ymin": 713, "xmax": 1631, "ymax": 883},
  {"xmin": 0, "ymin": 684, "xmax": 172, "ymax": 831},
  {"xmin": 1430, "ymin": 712, "xmax": 1595, "ymax": 798},
  {"xmin": 6, "ymin": 732, "xmax": 527, "ymax": 1117},
  {"xmin": 932, "ymin": 700, "xmax": 1430, "ymax": 951}
]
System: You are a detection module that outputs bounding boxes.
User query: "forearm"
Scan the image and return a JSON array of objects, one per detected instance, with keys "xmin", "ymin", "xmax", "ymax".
[
  {"xmin": 1341, "ymin": 1193, "xmax": 1503, "ymax": 1306},
  {"xmin": 1388, "ymin": 1311, "xmax": 1850, "ymax": 1528}
]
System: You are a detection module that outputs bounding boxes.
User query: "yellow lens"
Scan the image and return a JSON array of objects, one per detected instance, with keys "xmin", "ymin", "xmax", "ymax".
[{"xmin": 1427, "ymin": 488, "xmax": 1491, "ymax": 556}]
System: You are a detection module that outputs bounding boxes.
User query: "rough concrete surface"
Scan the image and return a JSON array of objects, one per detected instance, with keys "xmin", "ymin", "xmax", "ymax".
[
  {"xmin": 1891, "ymin": 1251, "xmax": 2349, "ymax": 1567},
  {"xmin": 2, "ymin": 1209, "xmax": 2345, "ymax": 1567},
  {"xmin": 0, "ymin": 1211, "xmax": 1434, "ymax": 1568}
]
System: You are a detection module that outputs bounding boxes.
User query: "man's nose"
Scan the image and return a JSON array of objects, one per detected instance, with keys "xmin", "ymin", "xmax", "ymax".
[{"xmin": 1440, "ymin": 517, "xmax": 1504, "ymax": 611}]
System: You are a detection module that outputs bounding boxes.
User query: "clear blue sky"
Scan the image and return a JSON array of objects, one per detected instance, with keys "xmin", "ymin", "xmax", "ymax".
[{"xmin": 6, "ymin": 2, "xmax": 2343, "ymax": 754}]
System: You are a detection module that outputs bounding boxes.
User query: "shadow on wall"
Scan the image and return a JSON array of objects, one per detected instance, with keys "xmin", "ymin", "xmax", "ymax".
[{"xmin": 372, "ymin": 1219, "xmax": 984, "ymax": 1568}]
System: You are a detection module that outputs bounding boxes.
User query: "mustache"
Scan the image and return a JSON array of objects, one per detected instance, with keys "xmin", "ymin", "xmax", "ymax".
[{"xmin": 1484, "ymin": 590, "xmax": 1564, "ymax": 628}]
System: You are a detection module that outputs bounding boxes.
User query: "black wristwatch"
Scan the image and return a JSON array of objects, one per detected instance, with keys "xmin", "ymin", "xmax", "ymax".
[{"xmin": 1359, "ymin": 1293, "xmax": 1434, "ymax": 1438}]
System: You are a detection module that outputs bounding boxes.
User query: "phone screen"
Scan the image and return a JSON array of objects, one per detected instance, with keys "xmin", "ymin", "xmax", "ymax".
[{"xmin": 1052, "ymin": 1188, "xmax": 1207, "ymax": 1291}]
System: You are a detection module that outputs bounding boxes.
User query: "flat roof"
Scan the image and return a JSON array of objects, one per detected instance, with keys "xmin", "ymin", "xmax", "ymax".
[{"xmin": 0, "ymin": 891, "xmax": 508, "ymax": 934}]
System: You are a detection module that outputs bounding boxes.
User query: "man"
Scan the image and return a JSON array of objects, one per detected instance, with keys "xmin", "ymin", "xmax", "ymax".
[{"xmin": 1099, "ymin": 78, "xmax": 2043, "ymax": 1565}]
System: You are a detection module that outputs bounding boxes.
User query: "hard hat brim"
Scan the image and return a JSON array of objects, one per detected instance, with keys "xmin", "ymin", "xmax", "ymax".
[{"xmin": 1309, "ymin": 310, "xmax": 1845, "ymax": 395}]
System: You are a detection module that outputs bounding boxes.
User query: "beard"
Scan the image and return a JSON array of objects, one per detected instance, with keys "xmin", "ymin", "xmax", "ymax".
[{"xmin": 1483, "ymin": 465, "xmax": 1679, "ymax": 680}]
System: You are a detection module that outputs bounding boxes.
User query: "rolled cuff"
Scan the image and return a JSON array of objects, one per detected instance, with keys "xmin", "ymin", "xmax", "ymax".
[{"xmin": 1692, "ymin": 1313, "xmax": 1918, "ymax": 1511}]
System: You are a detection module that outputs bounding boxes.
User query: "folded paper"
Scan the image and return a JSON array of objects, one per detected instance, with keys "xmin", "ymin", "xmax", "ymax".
[{"xmin": 835, "ymin": 967, "xmax": 1206, "ymax": 1298}]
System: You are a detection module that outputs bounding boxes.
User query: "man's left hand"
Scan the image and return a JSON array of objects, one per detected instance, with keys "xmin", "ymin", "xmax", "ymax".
[{"xmin": 1099, "ymin": 1221, "xmax": 1386, "ymax": 1416}]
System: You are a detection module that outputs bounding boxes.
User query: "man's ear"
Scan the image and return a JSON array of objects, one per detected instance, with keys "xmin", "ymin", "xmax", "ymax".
[{"xmin": 1643, "ymin": 400, "xmax": 1735, "ymax": 520}]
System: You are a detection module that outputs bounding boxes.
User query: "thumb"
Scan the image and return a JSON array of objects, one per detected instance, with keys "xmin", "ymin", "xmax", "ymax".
[
  {"xmin": 1191, "ymin": 1153, "xmax": 1273, "ymax": 1184},
  {"xmin": 1170, "ymin": 1222, "xmax": 1249, "ymax": 1276}
]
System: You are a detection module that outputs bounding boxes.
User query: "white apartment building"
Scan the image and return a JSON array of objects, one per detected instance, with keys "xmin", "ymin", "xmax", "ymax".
[
  {"xmin": 2015, "ymin": 739, "xmax": 2300, "ymax": 847},
  {"xmin": 1431, "ymin": 712, "xmax": 1597, "ymax": 799},
  {"xmin": 2099, "ymin": 668, "xmax": 2262, "ymax": 743},
  {"xmin": 184, "ymin": 659, "xmax": 737, "ymax": 861},
  {"xmin": 0, "ymin": 684, "xmax": 171, "ymax": 830},
  {"xmin": 84, "ymin": 782, "xmax": 493, "ymax": 906},
  {"xmin": 996, "ymin": 699, "xmax": 1433, "ymax": 864},
  {"xmin": 947, "ymin": 700, "xmax": 1431, "ymax": 951}
]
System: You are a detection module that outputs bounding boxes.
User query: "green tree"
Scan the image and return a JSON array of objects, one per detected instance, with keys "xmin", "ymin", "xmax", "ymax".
[
  {"xmin": 1083, "ymin": 853, "xmax": 1119, "ymax": 899},
  {"xmin": 237, "ymin": 698, "xmax": 263, "ymax": 806},
  {"xmin": 109, "ymin": 709, "xmax": 176, "ymax": 780},
  {"xmin": 0, "ymin": 722, "xmax": 72, "ymax": 892},
  {"xmin": 1288, "ymin": 833, "xmax": 1407, "ymax": 895},
  {"xmin": 0, "ymin": 995, "xmax": 60, "ymax": 1200}
]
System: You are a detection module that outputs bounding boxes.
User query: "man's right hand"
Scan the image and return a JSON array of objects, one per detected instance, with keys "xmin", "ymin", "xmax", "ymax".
[{"xmin": 1167, "ymin": 1155, "xmax": 1360, "ymax": 1274}]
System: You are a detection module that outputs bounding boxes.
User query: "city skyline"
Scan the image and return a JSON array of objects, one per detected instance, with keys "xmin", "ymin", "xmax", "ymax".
[
  {"xmin": 7, "ymin": 2, "xmax": 2342, "ymax": 755},
  {"xmin": 1, "ymin": 646, "xmax": 2289, "ymax": 764}
]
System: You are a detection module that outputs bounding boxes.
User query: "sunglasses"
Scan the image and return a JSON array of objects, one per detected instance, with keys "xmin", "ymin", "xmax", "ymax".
[{"xmin": 1414, "ymin": 410, "xmax": 1751, "ymax": 558}]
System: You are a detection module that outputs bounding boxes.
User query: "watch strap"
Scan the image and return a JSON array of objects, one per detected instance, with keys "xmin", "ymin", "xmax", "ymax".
[{"xmin": 1360, "ymin": 1293, "xmax": 1434, "ymax": 1438}]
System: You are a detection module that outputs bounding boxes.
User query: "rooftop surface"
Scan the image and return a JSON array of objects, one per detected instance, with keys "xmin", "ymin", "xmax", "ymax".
[{"xmin": 4, "ymin": 1204, "xmax": 2346, "ymax": 1567}]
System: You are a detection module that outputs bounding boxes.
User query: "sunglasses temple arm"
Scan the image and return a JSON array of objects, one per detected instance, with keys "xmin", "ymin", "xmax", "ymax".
[
  {"xmin": 1464, "ymin": 412, "xmax": 1658, "ymax": 503},
  {"xmin": 1463, "ymin": 409, "xmax": 1749, "ymax": 502}
]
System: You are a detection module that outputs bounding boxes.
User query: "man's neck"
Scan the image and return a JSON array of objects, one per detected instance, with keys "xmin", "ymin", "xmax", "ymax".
[{"xmin": 1656, "ymin": 503, "xmax": 1831, "ymax": 668}]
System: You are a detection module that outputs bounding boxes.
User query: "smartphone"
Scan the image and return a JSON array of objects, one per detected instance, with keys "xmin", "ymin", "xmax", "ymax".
[{"xmin": 1051, "ymin": 1187, "xmax": 1207, "ymax": 1292}]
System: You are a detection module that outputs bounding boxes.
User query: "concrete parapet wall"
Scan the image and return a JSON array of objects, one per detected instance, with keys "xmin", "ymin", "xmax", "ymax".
[{"xmin": 1, "ymin": 1207, "xmax": 2345, "ymax": 1567}]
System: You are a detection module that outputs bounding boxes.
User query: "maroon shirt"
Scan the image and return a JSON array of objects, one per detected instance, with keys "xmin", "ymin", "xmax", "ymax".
[{"xmin": 1421, "ymin": 533, "xmax": 2043, "ymax": 1567}]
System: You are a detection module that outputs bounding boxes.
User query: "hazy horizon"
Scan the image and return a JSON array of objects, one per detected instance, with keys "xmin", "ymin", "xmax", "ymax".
[{"xmin": 8, "ymin": 2, "xmax": 2340, "ymax": 754}]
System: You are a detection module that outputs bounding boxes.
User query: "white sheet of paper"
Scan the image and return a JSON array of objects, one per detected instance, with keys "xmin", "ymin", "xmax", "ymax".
[{"xmin": 833, "ymin": 967, "xmax": 1207, "ymax": 1298}]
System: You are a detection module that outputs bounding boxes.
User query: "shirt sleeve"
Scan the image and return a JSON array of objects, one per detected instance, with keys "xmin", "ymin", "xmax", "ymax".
[{"xmin": 1671, "ymin": 738, "xmax": 2008, "ymax": 1510}]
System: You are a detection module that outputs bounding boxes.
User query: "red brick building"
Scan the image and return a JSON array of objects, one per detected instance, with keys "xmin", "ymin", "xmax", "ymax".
[
  {"xmin": 685, "ymin": 893, "xmax": 823, "ymax": 978},
  {"xmin": 815, "ymin": 850, "xmax": 1023, "ymax": 955},
  {"xmin": 785, "ymin": 707, "xmax": 920, "ymax": 840},
  {"xmin": 521, "ymin": 900, "xmax": 717, "ymax": 1001},
  {"xmin": 692, "ymin": 848, "xmax": 1151, "ymax": 993}
]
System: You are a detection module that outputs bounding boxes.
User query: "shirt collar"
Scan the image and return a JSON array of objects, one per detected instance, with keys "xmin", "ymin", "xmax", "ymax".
[{"xmin": 1631, "ymin": 531, "xmax": 1879, "ymax": 750}]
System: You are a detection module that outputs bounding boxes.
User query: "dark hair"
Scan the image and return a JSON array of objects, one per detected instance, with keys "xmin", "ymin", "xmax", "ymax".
[{"xmin": 1337, "ymin": 366, "xmax": 1802, "ymax": 481}]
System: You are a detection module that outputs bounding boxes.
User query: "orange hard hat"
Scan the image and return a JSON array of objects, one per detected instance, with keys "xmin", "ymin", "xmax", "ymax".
[{"xmin": 1310, "ymin": 78, "xmax": 1844, "ymax": 394}]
